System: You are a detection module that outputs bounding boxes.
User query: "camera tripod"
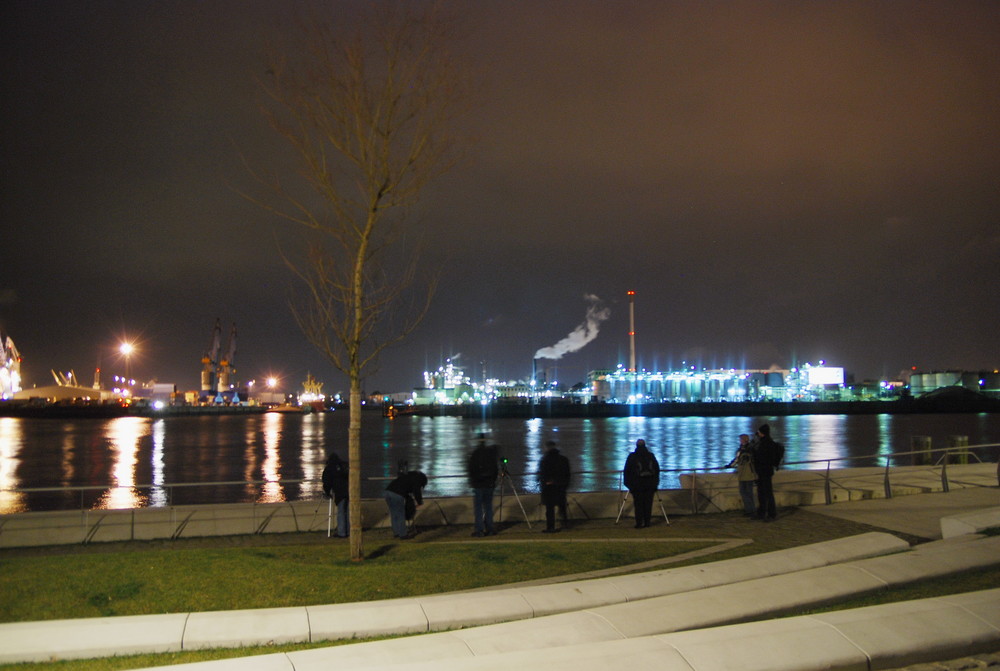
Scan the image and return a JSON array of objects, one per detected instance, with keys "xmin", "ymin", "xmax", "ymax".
[
  {"xmin": 615, "ymin": 481, "xmax": 670, "ymax": 525},
  {"xmin": 616, "ymin": 489, "xmax": 670, "ymax": 525},
  {"xmin": 497, "ymin": 463, "xmax": 532, "ymax": 529}
]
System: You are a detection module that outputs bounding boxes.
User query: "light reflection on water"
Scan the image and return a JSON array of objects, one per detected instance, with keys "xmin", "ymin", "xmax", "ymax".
[
  {"xmin": 0, "ymin": 418, "xmax": 25, "ymax": 513},
  {"xmin": 0, "ymin": 411, "xmax": 997, "ymax": 512},
  {"xmin": 150, "ymin": 419, "xmax": 168, "ymax": 507},
  {"xmin": 259, "ymin": 412, "xmax": 283, "ymax": 503},
  {"xmin": 96, "ymin": 417, "xmax": 147, "ymax": 510}
]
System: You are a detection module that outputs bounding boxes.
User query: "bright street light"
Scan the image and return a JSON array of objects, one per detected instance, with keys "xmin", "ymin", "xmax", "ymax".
[{"xmin": 119, "ymin": 341, "xmax": 135, "ymax": 384}]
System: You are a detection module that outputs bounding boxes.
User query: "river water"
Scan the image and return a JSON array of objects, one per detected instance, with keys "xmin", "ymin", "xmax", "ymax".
[{"xmin": 1, "ymin": 411, "xmax": 998, "ymax": 514}]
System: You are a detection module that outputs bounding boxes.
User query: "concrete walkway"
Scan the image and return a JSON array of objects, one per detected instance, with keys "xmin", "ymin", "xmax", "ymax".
[
  {"xmin": 2, "ymin": 462, "xmax": 996, "ymax": 548},
  {"xmin": 809, "ymin": 484, "xmax": 1000, "ymax": 539},
  {"xmin": 1, "ymin": 465, "xmax": 998, "ymax": 669}
]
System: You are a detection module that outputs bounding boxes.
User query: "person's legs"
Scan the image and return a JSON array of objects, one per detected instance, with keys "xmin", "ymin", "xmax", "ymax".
[
  {"xmin": 756, "ymin": 477, "xmax": 775, "ymax": 519},
  {"xmin": 336, "ymin": 499, "xmax": 350, "ymax": 537},
  {"xmin": 483, "ymin": 487, "xmax": 495, "ymax": 534},
  {"xmin": 542, "ymin": 485, "xmax": 556, "ymax": 531},
  {"xmin": 738, "ymin": 480, "xmax": 756, "ymax": 515},
  {"xmin": 385, "ymin": 491, "xmax": 408, "ymax": 537},
  {"xmin": 755, "ymin": 479, "xmax": 766, "ymax": 518},
  {"xmin": 765, "ymin": 479, "xmax": 777, "ymax": 518},
  {"xmin": 472, "ymin": 488, "xmax": 486, "ymax": 535},
  {"xmin": 642, "ymin": 491, "xmax": 655, "ymax": 526},
  {"xmin": 545, "ymin": 503, "xmax": 556, "ymax": 531},
  {"xmin": 632, "ymin": 490, "xmax": 650, "ymax": 527}
]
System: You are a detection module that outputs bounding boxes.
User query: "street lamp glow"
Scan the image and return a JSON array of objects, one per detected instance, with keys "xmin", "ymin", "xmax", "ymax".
[{"xmin": 119, "ymin": 341, "xmax": 136, "ymax": 386}]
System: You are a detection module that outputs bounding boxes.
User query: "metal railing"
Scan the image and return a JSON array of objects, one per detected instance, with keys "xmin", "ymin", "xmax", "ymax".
[
  {"xmin": 2, "ymin": 443, "xmax": 996, "ymax": 516},
  {"xmin": 681, "ymin": 442, "xmax": 998, "ymax": 513}
]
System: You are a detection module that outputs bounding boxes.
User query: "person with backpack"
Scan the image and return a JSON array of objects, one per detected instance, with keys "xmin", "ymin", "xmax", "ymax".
[
  {"xmin": 467, "ymin": 436, "xmax": 499, "ymax": 537},
  {"xmin": 623, "ymin": 439, "xmax": 660, "ymax": 528},
  {"xmin": 752, "ymin": 424, "xmax": 783, "ymax": 521},
  {"xmin": 321, "ymin": 452, "xmax": 350, "ymax": 538}
]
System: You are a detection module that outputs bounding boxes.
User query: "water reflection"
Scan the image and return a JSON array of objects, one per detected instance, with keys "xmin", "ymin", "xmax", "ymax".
[
  {"xmin": 299, "ymin": 413, "xmax": 325, "ymax": 499},
  {"xmin": 0, "ymin": 418, "xmax": 25, "ymax": 513},
  {"xmin": 259, "ymin": 412, "xmax": 284, "ymax": 503},
  {"xmin": 877, "ymin": 414, "xmax": 893, "ymax": 458},
  {"xmin": 96, "ymin": 417, "xmax": 148, "ymax": 510},
  {"xmin": 794, "ymin": 415, "xmax": 844, "ymax": 463},
  {"xmin": 242, "ymin": 418, "xmax": 260, "ymax": 501},
  {"xmin": 150, "ymin": 419, "xmax": 168, "ymax": 506},
  {"xmin": 2, "ymin": 412, "xmax": 996, "ymax": 511}
]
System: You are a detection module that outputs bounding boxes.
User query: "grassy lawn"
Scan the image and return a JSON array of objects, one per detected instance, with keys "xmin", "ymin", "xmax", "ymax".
[{"xmin": 0, "ymin": 536, "xmax": 715, "ymax": 622}]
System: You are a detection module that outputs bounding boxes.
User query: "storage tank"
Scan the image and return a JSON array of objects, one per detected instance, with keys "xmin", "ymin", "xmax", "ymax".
[{"xmin": 935, "ymin": 371, "xmax": 960, "ymax": 388}]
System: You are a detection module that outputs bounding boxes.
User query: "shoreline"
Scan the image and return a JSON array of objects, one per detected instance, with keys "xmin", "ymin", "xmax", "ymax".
[
  {"xmin": 2, "ymin": 395, "xmax": 999, "ymax": 420},
  {"xmin": 397, "ymin": 395, "xmax": 1000, "ymax": 419}
]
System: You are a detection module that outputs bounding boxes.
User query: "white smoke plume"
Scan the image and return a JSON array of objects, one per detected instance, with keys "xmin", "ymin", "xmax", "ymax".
[{"xmin": 533, "ymin": 294, "xmax": 611, "ymax": 360}]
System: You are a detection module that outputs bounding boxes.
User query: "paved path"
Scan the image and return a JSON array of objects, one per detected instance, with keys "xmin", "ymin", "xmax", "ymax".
[{"xmin": 807, "ymin": 485, "xmax": 999, "ymax": 539}]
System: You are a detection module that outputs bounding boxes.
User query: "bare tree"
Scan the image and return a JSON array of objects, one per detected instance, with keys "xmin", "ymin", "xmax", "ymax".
[{"xmin": 256, "ymin": 5, "xmax": 469, "ymax": 560}]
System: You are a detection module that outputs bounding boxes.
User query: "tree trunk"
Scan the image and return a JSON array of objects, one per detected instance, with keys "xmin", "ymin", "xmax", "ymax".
[{"xmin": 348, "ymin": 379, "xmax": 363, "ymax": 561}]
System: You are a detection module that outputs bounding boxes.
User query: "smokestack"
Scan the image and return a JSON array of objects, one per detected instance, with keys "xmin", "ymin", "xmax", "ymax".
[{"xmin": 628, "ymin": 290, "xmax": 636, "ymax": 372}]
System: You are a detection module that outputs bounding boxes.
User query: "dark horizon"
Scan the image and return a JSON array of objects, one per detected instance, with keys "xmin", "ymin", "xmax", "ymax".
[{"xmin": 3, "ymin": 1, "xmax": 998, "ymax": 395}]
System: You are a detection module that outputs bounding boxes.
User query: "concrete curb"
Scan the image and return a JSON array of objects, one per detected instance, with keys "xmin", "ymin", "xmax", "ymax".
[
  {"xmin": 941, "ymin": 505, "xmax": 1000, "ymax": 538},
  {"xmin": 362, "ymin": 589, "xmax": 998, "ymax": 671},
  {"xmin": 178, "ymin": 586, "xmax": 1000, "ymax": 671}
]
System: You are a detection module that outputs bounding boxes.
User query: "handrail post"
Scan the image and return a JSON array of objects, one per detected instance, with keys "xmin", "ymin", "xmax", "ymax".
[
  {"xmin": 941, "ymin": 455, "xmax": 950, "ymax": 493},
  {"xmin": 883, "ymin": 457, "xmax": 892, "ymax": 499},
  {"xmin": 824, "ymin": 461, "xmax": 832, "ymax": 505}
]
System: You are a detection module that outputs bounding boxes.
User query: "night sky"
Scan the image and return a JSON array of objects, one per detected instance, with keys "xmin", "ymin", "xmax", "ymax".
[{"xmin": 3, "ymin": 1, "xmax": 998, "ymax": 396}]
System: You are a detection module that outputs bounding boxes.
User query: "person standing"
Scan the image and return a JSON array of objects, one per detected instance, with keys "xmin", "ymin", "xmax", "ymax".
[
  {"xmin": 385, "ymin": 470, "xmax": 428, "ymax": 539},
  {"xmin": 623, "ymin": 439, "xmax": 660, "ymax": 528},
  {"xmin": 752, "ymin": 424, "xmax": 782, "ymax": 521},
  {"xmin": 726, "ymin": 434, "xmax": 757, "ymax": 517},
  {"xmin": 467, "ymin": 437, "xmax": 499, "ymax": 537},
  {"xmin": 538, "ymin": 441, "xmax": 571, "ymax": 533},
  {"xmin": 321, "ymin": 452, "xmax": 350, "ymax": 537}
]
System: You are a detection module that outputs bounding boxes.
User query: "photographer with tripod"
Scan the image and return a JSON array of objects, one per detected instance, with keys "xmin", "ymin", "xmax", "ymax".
[
  {"xmin": 467, "ymin": 435, "xmax": 499, "ymax": 537},
  {"xmin": 623, "ymin": 439, "xmax": 660, "ymax": 529}
]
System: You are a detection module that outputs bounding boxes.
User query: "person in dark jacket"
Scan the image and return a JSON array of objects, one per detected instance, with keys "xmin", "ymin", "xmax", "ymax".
[
  {"xmin": 752, "ymin": 424, "xmax": 781, "ymax": 521},
  {"xmin": 623, "ymin": 439, "xmax": 660, "ymax": 528},
  {"xmin": 538, "ymin": 441, "xmax": 571, "ymax": 533},
  {"xmin": 321, "ymin": 452, "xmax": 350, "ymax": 538},
  {"xmin": 467, "ymin": 437, "xmax": 499, "ymax": 537},
  {"xmin": 385, "ymin": 470, "xmax": 427, "ymax": 539}
]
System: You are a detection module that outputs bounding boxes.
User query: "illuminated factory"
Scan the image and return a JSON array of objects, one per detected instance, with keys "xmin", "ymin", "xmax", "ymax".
[
  {"xmin": 591, "ymin": 290, "xmax": 848, "ymax": 403},
  {"xmin": 408, "ymin": 359, "xmax": 848, "ymax": 406},
  {"xmin": 1, "ymin": 333, "xmax": 22, "ymax": 400},
  {"xmin": 404, "ymin": 291, "xmax": 851, "ymax": 406}
]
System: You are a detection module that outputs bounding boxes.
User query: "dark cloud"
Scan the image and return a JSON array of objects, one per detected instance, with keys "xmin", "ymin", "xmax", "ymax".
[{"xmin": 2, "ymin": 1, "xmax": 998, "ymax": 394}]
